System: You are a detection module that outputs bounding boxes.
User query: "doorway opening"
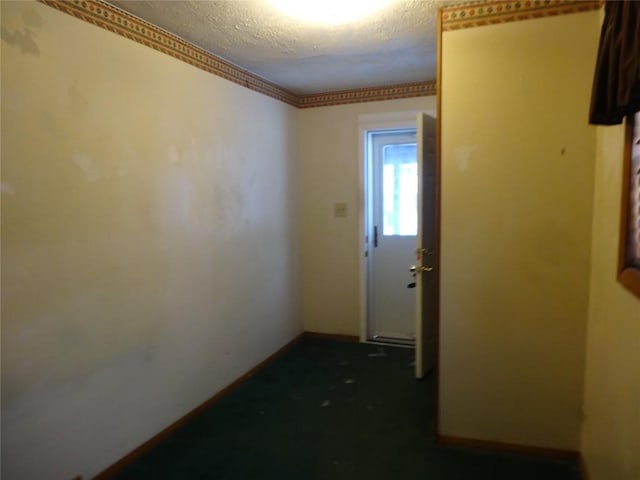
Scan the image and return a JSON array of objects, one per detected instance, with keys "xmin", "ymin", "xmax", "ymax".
[
  {"xmin": 364, "ymin": 128, "xmax": 418, "ymax": 346},
  {"xmin": 360, "ymin": 112, "xmax": 438, "ymax": 379}
]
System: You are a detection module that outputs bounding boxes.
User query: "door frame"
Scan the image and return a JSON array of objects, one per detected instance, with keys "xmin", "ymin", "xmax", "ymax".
[
  {"xmin": 366, "ymin": 128, "xmax": 419, "ymax": 343},
  {"xmin": 357, "ymin": 111, "xmax": 437, "ymax": 343}
]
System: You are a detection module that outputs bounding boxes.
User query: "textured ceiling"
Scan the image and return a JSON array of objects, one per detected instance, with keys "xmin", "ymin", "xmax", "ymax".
[{"xmin": 106, "ymin": 0, "xmax": 446, "ymax": 94}]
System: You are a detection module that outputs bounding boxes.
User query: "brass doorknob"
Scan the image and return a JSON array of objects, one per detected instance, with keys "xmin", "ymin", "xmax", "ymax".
[{"xmin": 410, "ymin": 265, "xmax": 434, "ymax": 273}]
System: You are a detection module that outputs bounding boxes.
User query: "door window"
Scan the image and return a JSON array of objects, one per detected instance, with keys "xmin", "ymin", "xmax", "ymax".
[{"xmin": 382, "ymin": 143, "xmax": 418, "ymax": 235}]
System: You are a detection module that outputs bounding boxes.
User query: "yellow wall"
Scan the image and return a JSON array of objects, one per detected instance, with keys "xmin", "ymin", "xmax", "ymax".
[
  {"xmin": 5, "ymin": 1, "xmax": 637, "ymax": 478},
  {"xmin": 581, "ymin": 124, "xmax": 640, "ymax": 480},
  {"xmin": 1, "ymin": 2, "xmax": 301, "ymax": 479},
  {"xmin": 440, "ymin": 11, "xmax": 600, "ymax": 449},
  {"xmin": 298, "ymin": 97, "xmax": 436, "ymax": 336}
]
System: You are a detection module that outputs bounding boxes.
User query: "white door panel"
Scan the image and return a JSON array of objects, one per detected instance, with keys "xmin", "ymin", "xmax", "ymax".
[
  {"xmin": 372, "ymin": 236, "xmax": 415, "ymax": 338},
  {"xmin": 369, "ymin": 130, "xmax": 417, "ymax": 341},
  {"xmin": 415, "ymin": 114, "xmax": 437, "ymax": 379}
]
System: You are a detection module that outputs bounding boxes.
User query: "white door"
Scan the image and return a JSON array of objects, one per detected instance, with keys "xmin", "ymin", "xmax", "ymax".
[
  {"xmin": 369, "ymin": 130, "xmax": 418, "ymax": 342},
  {"xmin": 415, "ymin": 113, "xmax": 437, "ymax": 378}
]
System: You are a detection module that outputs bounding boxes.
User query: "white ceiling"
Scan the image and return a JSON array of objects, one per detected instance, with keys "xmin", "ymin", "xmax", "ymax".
[{"xmin": 106, "ymin": 0, "xmax": 447, "ymax": 95}]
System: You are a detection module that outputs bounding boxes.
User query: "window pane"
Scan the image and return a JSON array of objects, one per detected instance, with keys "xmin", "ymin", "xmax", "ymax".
[{"xmin": 382, "ymin": 143, "xmax": 417, "ymax": 236}]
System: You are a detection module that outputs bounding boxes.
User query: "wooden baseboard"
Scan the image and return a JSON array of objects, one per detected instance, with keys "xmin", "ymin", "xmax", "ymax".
[
  {"xmin": 303, "ymin": 331, "xmax": 360, "ymax": 342},
  {"xmin": 94, "ymin": 332, "xmax": 305, "ymax": 479},
  {"xmin": 436, "ymin": 434, "xmax": 580, "ymax": 461},
  {"xmin": 579, "ymin": 454, "xmax": 590, "ymax": 480}
]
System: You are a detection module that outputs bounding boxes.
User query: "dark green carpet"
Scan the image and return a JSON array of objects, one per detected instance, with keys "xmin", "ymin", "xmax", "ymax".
[{"xmin": 111, "ymin": 337, "xmax": 581, "ymax": 480}]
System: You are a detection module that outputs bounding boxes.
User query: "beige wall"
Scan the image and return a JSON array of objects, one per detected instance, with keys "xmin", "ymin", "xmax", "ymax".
[
  {"xmin": 1, "ymin": 3, "xmax": 301, "ymax": 479},
  {"xmin": 298, "ymin": 97, "xmax": 436, "ymax": 336},
  {"xmin": 439, "ymin": 11, "xmax": 600, "ymax": 450},
  {"xmin": 5, "ymin": 1, "xmax": 638, "ymax": 478},
  {"xmin": 581, "ymin": 124, "xmax": 640, "ymax": 480}
]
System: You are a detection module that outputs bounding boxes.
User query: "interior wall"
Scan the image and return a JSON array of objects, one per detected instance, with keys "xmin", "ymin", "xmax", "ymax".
[
  {"xmin": 298, "ymin": 96, "xmax": 436, "ymax": 336},
  {"xmin": 439, "ymin": 11, "xmax": 600, "ymax": 450},
  {"xmin": 1, "ymin": 3, "xmax": 302, "ymax": 479},
  {"xmin": 581, "ymin": 124, "xmax": 640, "ymax": 480}
]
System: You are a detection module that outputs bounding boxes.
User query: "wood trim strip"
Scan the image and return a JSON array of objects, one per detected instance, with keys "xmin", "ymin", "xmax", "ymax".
[
  {"xmin": 579, "ymin": 454, "xmax": 590, "ymax": 480},
  {"xmin": 303, "ymin": 332, "xmax": 361, "ymax": 343},
  {"xmin": 618, "ymin": 267, "xmax": 640, "ymax": 299},
  {"xmin": 437, "ymin": 434, "xmax": 580, "ymax": 461},
  {"xmin": 434, "ymin": 4, "xmax": 444, "ymax": 441},
  {"xmin": 93, "ymin": 332, "xmax": 306, "ymax": 480},
  {"xmin": 297, "ymin": 82, "xmax": 437, "ymax": 109},
  {"xmin": 92, "ymin": 331, "xmax": 360, "ymax": 478},
  {"xmin": 441, "ymin": 0, "xmax": 602, "ymax": 32},
  {"xmin": 617, "ymin": 114, "xmax": 640, "ymax": 299}
]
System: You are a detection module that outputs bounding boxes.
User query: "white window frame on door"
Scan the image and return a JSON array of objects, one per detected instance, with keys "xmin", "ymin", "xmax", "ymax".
[{"xmin": 357, "ymin": 110, "xmax": 435, "ymax": 342}]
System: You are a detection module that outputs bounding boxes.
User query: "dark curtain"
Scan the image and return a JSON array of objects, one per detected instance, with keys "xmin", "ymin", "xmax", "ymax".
[{"xmin": 589, "ymin": 1, "xmax": 640, "ymax": 125}]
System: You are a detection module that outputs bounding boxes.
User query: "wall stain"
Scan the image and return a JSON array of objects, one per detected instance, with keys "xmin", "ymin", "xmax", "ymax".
[
  {"xmin": 71, "ymin": 152, "xmax": 102, "ymax": 182},
  {"xmin": 1, "ymin": 25, "xmax": 40, "ymax": 55},
  {"xmin": 40, "ymin": 111, "xmax": 63, "ymax": 136},
  {"xmin": 1, "ymin": 7, "xmax": 42, "ymax": 55},
  {"xmin": 0, "ymin": 9, "xmax": 42, "ymax": 56},
  {"xmin": 1, "ymin": 182, "xmax": 17, "ymax": 195},
  {"xmin": 69, "ymin": 83, "xmax": 89, "ymax": 115},
  {"xmin": 22, "ymin": 8, "xmax": 43, "ymax": 29},
  {"xmin": 454, "ymin": 145, "xmax": 477, "ymax": 172}
]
